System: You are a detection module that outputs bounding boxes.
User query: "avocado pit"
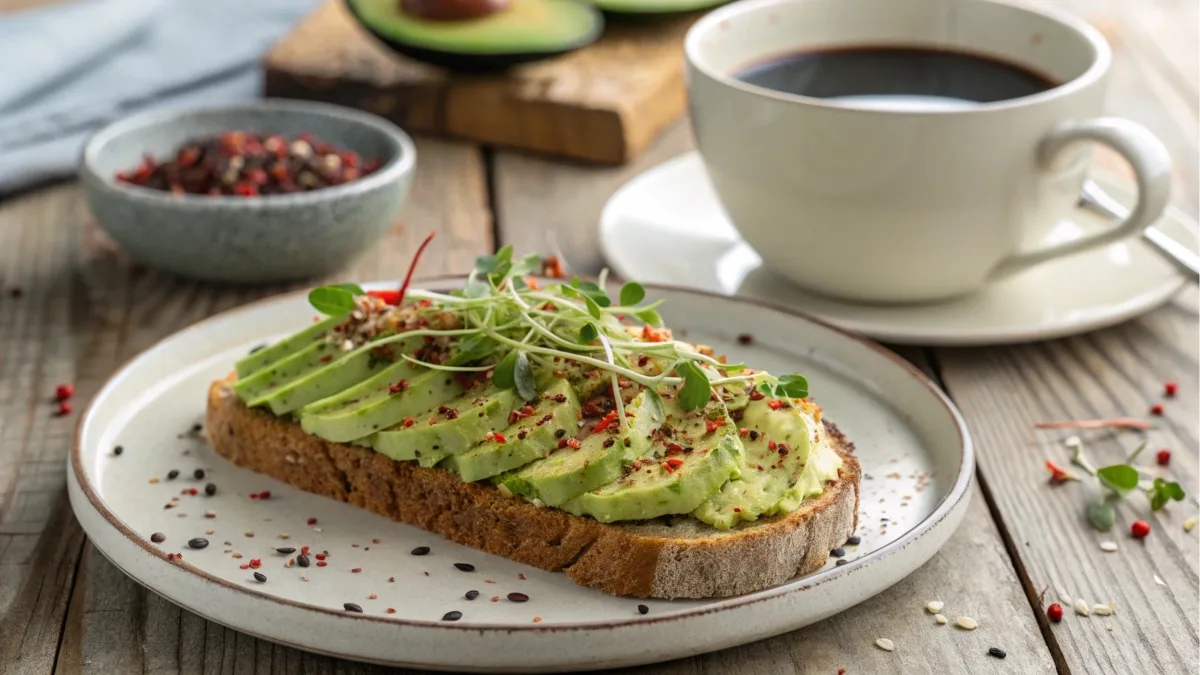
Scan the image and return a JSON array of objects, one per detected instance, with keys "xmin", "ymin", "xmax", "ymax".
[{"xmin": 400, "ymin": 0, "xmax": 510, "ymax": 22}]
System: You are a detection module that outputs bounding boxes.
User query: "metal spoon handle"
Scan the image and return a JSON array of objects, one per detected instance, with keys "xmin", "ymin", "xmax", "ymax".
[{"xmin": 1079, "ymin": 180, "xmax": 1200, "ymax": 281}]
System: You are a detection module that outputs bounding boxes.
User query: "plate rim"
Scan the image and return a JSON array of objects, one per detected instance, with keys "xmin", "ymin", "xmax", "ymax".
[
  {"xmin": 598, "ymin": 151, "xmax": 1194, "ymax": 346},
  {"xmin": 70, "ymin": 275, "xmax": 975, "ymax": 635}
]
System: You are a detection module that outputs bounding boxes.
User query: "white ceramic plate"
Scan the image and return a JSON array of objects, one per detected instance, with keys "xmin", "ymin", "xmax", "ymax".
[
  {"xmin": 70, "ymin": 280, "xmax": 973, "ymax": 672},
  {"xmin": 599, "ymin": 152, "xmax": 1198, "ymax": 346}
]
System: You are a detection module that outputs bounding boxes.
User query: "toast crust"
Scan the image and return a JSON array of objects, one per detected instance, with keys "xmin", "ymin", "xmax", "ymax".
[{"xmin": 206, "ymin": 376, "xmax": 860, "ymax": 599}]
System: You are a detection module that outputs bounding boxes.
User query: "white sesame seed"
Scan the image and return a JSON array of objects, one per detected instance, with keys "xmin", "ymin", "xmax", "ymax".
[
  {"xmin": 875, "ymin": 638, "xmax": 895, "ymax": 652},
  {"xmin": 1093, "ymin": 604, "xmax": 1113, "ymax": 616},
  {"xmin": 926, "ymin": 600, "xmax": 944, "ymax": 614},
  {"xmin": 1064, "ymin": 435, "xmax": 1082, "ymax": 449},
  {"xmin": 1099, "ymin": 540, "xmax": 1118, "ymax": 552},
  {"xmin": 497, "ymin": 484, "xmax": 513, "ymax": 498},
  {"xmin": 955, "ymin": 616, "xmax": 978, "ymax": 630},
  {"xmin": 1074, "ymin": 599, "xmax": 1090, "ymax": 616},
  {"xmin": 1058, "ymin": 589, "xmax": 1073, "ymax": 605},
  {"xmin": 934, "ymin": 614, "xmax": 948, "ymax": 625},
  {"xmin": 531, "ymin": 498, "xmax": 546, "ymax": 508},
  {"xmin": 1184, "ymin": 517, "xmax": 1197, "ymax": 533},
  {"xmin": 1154, "ymin": 575, "xmax": 1167, "ymax": 587}
]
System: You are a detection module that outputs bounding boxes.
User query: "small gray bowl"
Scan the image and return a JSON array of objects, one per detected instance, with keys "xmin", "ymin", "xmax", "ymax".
[{"xmin": 80, "ymin": 99, "xmax": 416, "ymax": 283}]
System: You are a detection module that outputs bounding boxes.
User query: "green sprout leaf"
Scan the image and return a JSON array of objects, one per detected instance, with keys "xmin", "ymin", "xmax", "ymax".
[
  {"xmin": 635, "ymin": 309, "xmax": 662, "ymax": 326},
  {"xmin": 308, "ymin": 286, "xmax": 357, "ymax": 316},
  {"xmin": 619, "ymin": 282, "xmax": 645, "ymax": 307},
  {"xmin": 578, "ymin": 323, "xmax": 598, "ymax": 345},
  {"xmin": 1096, "ymin": 464, "xmax": 1140, "ymax": 496},
  {"xmin": 643, "ymin": 389, "xmax": 666, "ymax": 427},
  {"xmin": 513, "ymin": 351, "xmax": 537, "ymax": 400},
  {"xmin": 676, "ymin": 361, "xmax": 712, "ymax": 411},
  {"xmin": 329, "ymin": 283, "xmax": 365, "ymax": 295},
  {"xmin": 1149, "ymin": 478, "xmax": 1186, "ymax": 511},
  {"xmin": 510, "ymin": 252, "xmax": 542, "ymax": 278},
  {"xmin": 447, "ymin": 335, "xmax": 498, "ymax": 366},
  {"xmin": 1088, "ymin": 498, "xmax": 1115, "ymax": 531},
  {"xmin": 776, "ymin": 374, "xmax": 810, "ymax": 399},
  {"xmin": 584, "ymin": 295, "xmax": 602, "ymax": 320},
  {"xmin": 492, "ymin": 351, "xmax": 518, "ymax": 390}
]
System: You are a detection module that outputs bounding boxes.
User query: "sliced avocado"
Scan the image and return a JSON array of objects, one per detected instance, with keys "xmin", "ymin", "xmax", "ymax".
[
  {"xmin": 345, "ymin": 0, "xmax": 604, "ymax": 72},
  {"xmin": 498, "ymin": 388, "xmax": 661, "ymax": 506},
  {"xmin": 444, "ymin": 379, "xmax": 580, "ymax": 482},
  {"xmin": 561, "ymin": 396, "xmax": 743, "ymax": 523},
  {"xmin": 234, "ymin": 314, "xmax": 346, "ymax": 379},
  {"xmin": 591, "ymin": 0, "xmax": 730, "ymax": 16},
  {"xmin": 251, "ymin": 336, "xmax": 417, "ymax": 415},
  {"xmin": 233, "ymin": 341, "xmax": 343, "ymax": 405},
  {"xmin": 692, "ymin": 398, "xmax": 821, "ymax": 529},
  {"xmin": 300, "ymin": 369, "xmax": 466, "ymax": 443},
  {"xmin": 372, "ymin": 386, "xmax": 521, "ymax": 467}
]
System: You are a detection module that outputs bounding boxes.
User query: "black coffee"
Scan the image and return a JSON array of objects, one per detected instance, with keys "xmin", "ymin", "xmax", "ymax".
[{"xmin": 735, "ymin": 46, "xmax": 1056, "ymax": 109}]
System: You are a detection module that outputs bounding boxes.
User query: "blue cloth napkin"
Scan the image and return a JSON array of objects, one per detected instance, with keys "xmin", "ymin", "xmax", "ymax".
[{"xmin": 0, "ymin": 0, "xmax": 323, "ymax": 193}]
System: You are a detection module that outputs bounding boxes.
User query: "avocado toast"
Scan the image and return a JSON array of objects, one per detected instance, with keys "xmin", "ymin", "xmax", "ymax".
[{"xmin": 206, "ymin": 246, "xmax": 860, "ymax": 599}]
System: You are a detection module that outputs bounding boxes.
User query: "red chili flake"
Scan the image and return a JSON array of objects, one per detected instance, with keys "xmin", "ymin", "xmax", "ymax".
[
  {"xmin": 259, "ymin": 490, "xmax": 271, "ymax": 500},
  {"xmin": 736, "ymin": 333, "xmax": 754, "ymax": 345},
  {"xmin": 767, "ymin": 399, "xmax": 785, "ymax": 410},
  {"xmin": 351, "ymin": 568, "xmax": 362, "ymax": 573},
  {"xmin": 307, "ymin": 517, "xmax": 318, "ymax": 525},
  {"xmin": 593, "ymin": 411, "xmax": 619, "ymax": 434},
  {"xmin": 733, "ymin": 507, "xmax": 742, "ymax": 513},
  {"xmin": 239, "ymin": 564, "xmax": 249, "ymax": 570},
  {"xmin": 402, "ymin": 417, "xmax": 415, "ymax": 428},
  {"xmin": 837, "ymin": 669, "xmax": 846, "ymax": 675},
  {"xmin": 738, "ymin": 427, "xmax": 749, "ymax": 438},
  {"xmin": 704, "ymin": 419, "xmax": 722, "ymax": 434},
  {"xmin": 1044, "ymin": 460, "xmax": 1075, "ymax": 484},
  {"xmin": 665, "ymin": 442, "xmax": 684, "ymax": 456},
  {"xmin": 557, "ymin": 439, "xmax": 568, "ymax": 449},
  {"xmin": 493, "ymin": 432, "xmax": 507, "ymax": 444},
  {"xmin": 315, "ymin": 553, "xmax": 326, "ymax": 561},
  {"xmin": 1164, "ymin": 381, "xmax": 1178, "ymax": 397},
  {"xmin": 56, "ymin": 400, "xmax": 72, "ymax": 416},
  {"xmin": 749, "ymin": 390, "xmax": 765, "ymax": 401},
  {"xmin": 319, "ymin": 355, "xmax": 333, "ymax": 363},
  {"xmin": 386, "ymin": 608, "xmax": 397, "ymax": 614},
  {"xmin": 301, "ymin": 546, "xmax": 310, "ymax": 554},
  {"xmin": 389, "ymin": 380, "xmax": 410, "ymax": 394},
  {"xmin": 187, "ymin": 488, "xmax": 199, "ymax": 496},
  {"xmin": 1156, "ymin": 449, "xmax": 1171, "ymax": 466},
  {"xmin": 316, "ymin": 561, "xmax": 327, "ymax": 567},
  {"xmin": 55, "ymin": 384, "xmax": 75, "ymax": 400},
  {"xmin": 663, "ymin": 458, "xmax": 684, "ymax": 473},
  {"xmin": 542, "ymin": 255, "xmax": 565, "ymax": 279},
  {"xmin": 768, "ymin": 440, "xmax": 777, "ymax": 451},
  {"xmin": 249, "ymin": 558, "xmax": 261, "ymax": 569},
  {"xmin": 1131, "ymin": 520, "xmax": 1151, "ymax": 538},
  {"xmin": 562, "ymin": 438, "xmax": 580, "ymax": 450},
  {"xmin": 1150, "ymin": 403, "xmax": 1164, "ymax": 416}
]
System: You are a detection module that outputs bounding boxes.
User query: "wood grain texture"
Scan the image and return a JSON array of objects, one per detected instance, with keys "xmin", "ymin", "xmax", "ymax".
[{"xmin": 264, "ymin": 0, "xmax": 694, "ymax": 165}]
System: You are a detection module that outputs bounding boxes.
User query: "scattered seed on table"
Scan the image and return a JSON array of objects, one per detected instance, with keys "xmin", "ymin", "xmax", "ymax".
[
  {"xmin": 254, "ymin": 572, "xmax": 267, "ymax": 583},
  {"xmin": 167, "ymin": 470, "xmax": 179, "ymax": 480},
  {"xmin": 194, "ymin": 469, "xmax": 205, "ymax": 480},
  {"xmin": 454, "ymin": 563, "xmax": 475, "ymax": 572},
  {"xmin": 151, "ymin": 532, "xmax": 166, "ymax": 543},
  {"xmin": 204, "ymin": 510, "xmax": 217, "ymax": 519},
  {"xmin": 835, "ymin": 559, "xmax": 848, "ymax": 566},
  {"xmin": 232, "ymin": 553, "xmax": 243, "ymax": 559},
  {"xmin": 205, "ymin": 483, "xmax": 217, "ymax": 496},
  {"xmin": 875, "ymin": 638, "xmax": 895, "ymax": 652},
  {"xmin": 307, "ymin": 517, "xmax": 318, "ymax": 525},
  {"xmin": 955, "ymin": 616, "xmax": 978, "ymax": 630},
  {"xmin": 846, "ymin": 535, "xmax": 861, "ymax": 546},
  {"xmin": 1099, "ymin": 541, "xmax": 1118, "ymax": 552},
  {"xmin": 1184, "ymin": 518, "xmax": 1198, "ymax": 533},
  {"xmin": 1093, "ymin": 604, "xmax": 1114, "ymax": 616},
  {"xmin": 276, "ymin": 547, "xmax": 296, "ymax": 554},
  {"xmin": 926, "ymin": 601, "xmax": 944, "ymax": 614},
  {"xmin": 187, "ymin": 538, "xmax": 209, "ymax": 549},
  {"xmin": 411, "ymin": 546, "xmax": 430, "ymax": 556},
  {"xmin": 351, "ymin": 568, "xmax": 362, "ymax": 573},
  {"xmin": 465, "ymin": 590, "xmax": 480, "ymax": 600},
  {"xmin": 507, "ymin": 592, "xmax": 529, "ymax": 603},
  {"xmin": 988, "ymin": 647, "xmax": 1006, "ymax": 659},
  {"xmin": 830, "ymin": 547, "xmax": 845, "ymax": 558},
  {"xmin": 386, "ymin": 608, "xmax": 396, "ymax": 614},
  {"xmin": 148, "ymin": 477, "xmax": 160, "ymax": 484},
  {"xmin": 1073, "ymin": 599, "xmax": 1090, "ymax": 616},
  {"xmin": 442, "ymin": 611, "xmax": 462, "ymax": 622},
  {"xmin": 245, "ymin": 531, "xmax": 254, "ymax": 538},
  {"xmin": 637, "ymin": 604, "xmax": 649, "ymax": 615},
  {"xmin": 344, "ymin": 603, "xmax": 363, "ymax": 613},
  {"xmin": 205, "ymin": 529, "xmax": 214, "ymax": 535},
  {"xmin": 113, "ymin": 446, "xmax": 124, "ymax": 456},
  {"xmin": 388, "ymin": 576, "xmax": 395, "ymax": 583},
  {"xmin": 369, "ymin": 593, "xmax": 377, "ymax": 600},
  {"xmin": 491, "ymin": 596, "xmax": 500, "ymax": 602},
  {"xmin": 934, "ymin": 614, "xmax": 948, "ymax": 625},
  {"xmin": 316, "ymin": 561, "xmax": 327, "ymax": 567}
]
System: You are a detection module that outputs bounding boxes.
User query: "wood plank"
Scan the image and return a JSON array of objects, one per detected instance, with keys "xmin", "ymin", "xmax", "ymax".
[
  {"xmin": 264, "ymin": 0, "xmax": 694, "ymax": 165},
  {"xmin": 0, "ymin": 138, "xmax": 490, "ymax": 675}
]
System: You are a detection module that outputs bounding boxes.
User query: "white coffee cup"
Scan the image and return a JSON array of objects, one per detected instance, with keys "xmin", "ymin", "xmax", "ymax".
[{"xmin": 685, "ymin": 0, "xmax": 1172, "ymax": 304}]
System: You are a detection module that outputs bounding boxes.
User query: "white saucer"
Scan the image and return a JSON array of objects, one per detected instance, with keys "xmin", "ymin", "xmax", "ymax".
[{"xmin": 599, "ymin": 152, "xmax": 1198, "ymax": 346}]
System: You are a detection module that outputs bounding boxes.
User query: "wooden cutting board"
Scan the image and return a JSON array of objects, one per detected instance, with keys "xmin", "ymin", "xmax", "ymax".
[{"xmin": 263, "ymin": 0, "xmax": 698, "ymax": 165}]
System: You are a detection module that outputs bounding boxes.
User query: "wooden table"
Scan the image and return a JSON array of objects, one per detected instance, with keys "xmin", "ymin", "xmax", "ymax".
[{"xmin": 1, "ymin": 1, "xmax": 1196, "ymax": 672}]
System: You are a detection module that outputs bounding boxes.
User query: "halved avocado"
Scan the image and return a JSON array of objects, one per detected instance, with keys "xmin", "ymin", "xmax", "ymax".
[
  {"xmin": 590, "ymin": 0, "xmax": 730, "ymax": 18},
  {"xmin": 344, "ymin": 0, "xmax": 604, "ymax": 72}
]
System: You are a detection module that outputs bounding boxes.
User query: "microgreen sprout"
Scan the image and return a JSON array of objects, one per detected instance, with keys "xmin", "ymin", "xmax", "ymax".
[{"xmin": 1059, "ymin": 437, "xmax": 1187, "ymax": 531}]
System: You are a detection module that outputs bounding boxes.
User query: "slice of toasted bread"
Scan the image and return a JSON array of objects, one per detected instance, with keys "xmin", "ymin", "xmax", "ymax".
[{"xmin": 206, "ymin": 376, "xmax": 860, "ymax": 599}]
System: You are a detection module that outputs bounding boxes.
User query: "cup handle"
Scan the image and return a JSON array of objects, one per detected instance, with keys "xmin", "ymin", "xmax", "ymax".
[{"xmin": 992, "ymin": 117, "xmax": 1172, "ymax": 277}]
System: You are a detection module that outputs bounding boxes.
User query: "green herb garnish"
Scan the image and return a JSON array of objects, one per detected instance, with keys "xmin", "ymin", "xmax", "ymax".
[{"xmin": 1060, "ymin": 438, "xmax": 1188, "ymax": 531}]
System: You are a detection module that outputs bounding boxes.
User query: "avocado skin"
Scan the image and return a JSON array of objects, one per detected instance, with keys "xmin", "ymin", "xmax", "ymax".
[
  {"xmin": 344, "ymin": 0, "xmax": 605, "ymax": 72},
  {"xmin": 591, "ymin": 0, "xmax": 730, "ymax": 19}
]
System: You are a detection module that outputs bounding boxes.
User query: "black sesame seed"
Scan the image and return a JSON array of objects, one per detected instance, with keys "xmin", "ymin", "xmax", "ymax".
[
  {"xmin": 846, "ymin": 535, "xmax": 861, "ymax": 546},
  {"xmin": 344, "ymin": 603, "xmax": 363, "ymax": 613},
  {"xmin": 749, "ymin": 430, "xmax": 760, "ymax": 441},
  {"xmin": 442, "ymin": 611, "xmax": 462, "ymax": 621},
  {"xmin": 275, "ymin": 547, "xmax": 296, "ymax": 554},
  {"xmin": 830, "ymin": 547, "xmax": 846, "ymax": 558},
  {"xmin": 411, "ymin": 546, "xmax": 430, "ymax": 556},
  {"xmin": 454, "ymin": 563, "xmax": 475, "ymax": 572},
  {"xmin": 187, "ymin": 537, "xmax": 209, "ymax": 549},
  {"xmin": 191, "ymin": 423, "xmax": 202, "ymax": 433},
  {"xmin": 113, "ymin": 446, "xmax": 124, "ymax": 456},
  {"xmin": 637, "ymin": 604, "xmax": 649, "ymax": 615},
  {"xmin": 297, "ymin": 554, "xmax": 310, "ymax": 567},
  {"xmin": 193, "ymin": 469, "xmax": 205, "ymax": 480},
  {"xmin": 554, "ymin": 428, "xmax": 566, "ymax": 438},
  {"xmin": 150, "ymin": 532, "xmax": 166, "ymax": 543},
  {"xmin": 254, "ymin": 572, "xmax": 267, "ymax": 583},
  {"xmin": 835, "ymin": 559, "xmax": 848, "ymax": 566},
  {"xmin": 167, "ymin": 470, "xmax": 179, "ymax": 480},
  {"xmin": 988, "ymin": 647, "xmax": 1007, "ymax": 659},
  {"xmin": 507, "ymin": 592, "xmax": 529, "ymax": 603},
  {"xmin": 465, "ymin": 590, "xmax": 479, "ymax": 600},
  {"xmin": 204, "ymin": 483, "xmax": 217, "ymax": 496}
]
